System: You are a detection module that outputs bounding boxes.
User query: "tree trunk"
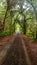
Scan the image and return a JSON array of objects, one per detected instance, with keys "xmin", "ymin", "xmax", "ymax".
[
  {"xmin": 23, "ymin": 17, "xmax": 26, "ymax": 34},
  {"xmin": 36, "ymin": 31, "xmax": 37, "ymax": 39},
  {"xmin": 3, "ymin": 7, "xmax": 8, "ymax": 30}
]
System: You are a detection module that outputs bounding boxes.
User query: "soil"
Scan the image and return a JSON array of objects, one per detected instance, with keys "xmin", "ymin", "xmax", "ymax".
[{"xmin": 0, "ymin": 34, "xmax": 37, "ymax": 65}]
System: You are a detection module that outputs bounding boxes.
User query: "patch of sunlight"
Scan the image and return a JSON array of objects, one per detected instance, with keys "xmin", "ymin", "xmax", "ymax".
[
  {"xmin": 23, "ymin": 2, "xmax": 30, "ymax": 11},
  {"xmin": 15, "ymin": 5, "xmax": 20, "ymax": 9},
  {"xmin": 35, "ymin": 22, "xmax": 37, "ymax": 25},
  {"xmin": 15, "ymin": 28, "xmax": 20, "ymax": 34},
  {"xmin": 0, "ymin": 2, "xmax": 3, "ymax": 6},
  {"xmin": 15, "ymin": 23, "xmax": 21, "ymax": 34}
]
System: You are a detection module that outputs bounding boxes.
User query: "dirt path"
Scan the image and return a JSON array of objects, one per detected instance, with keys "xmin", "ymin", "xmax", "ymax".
[
  {"xmin": 22, "ymin": 35, "xmax": 37, "ymax": 65},
  {"xmin": 20, "ymin": 35, "xmax": 31, "ymax": 65},
  {"xmin": 1, "ymin": 35, "xmax": 27, "ymax": 65},
  {"xmin": 0, "ymin": 34, "xmax": 16, "ymax": 65},
  {"xmin": 0, "ymin": 34, "xmax": 37, "ymax": 65}
]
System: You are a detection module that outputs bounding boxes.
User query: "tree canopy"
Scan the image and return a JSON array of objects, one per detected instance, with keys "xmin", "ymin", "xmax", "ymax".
[{"xmin": 0, "ymin": 0, "xmax": 37, "ymax": 40}]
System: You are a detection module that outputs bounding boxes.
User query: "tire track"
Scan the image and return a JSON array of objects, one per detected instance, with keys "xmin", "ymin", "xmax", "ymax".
[
  {"xmin": 1, "ymin": 35, "xmax": 27, "ymax": 65},
  {"xmin": 0, "ymin": 34, "xmax": 16, "ymax": 65},
  {"xmin": 20, "ymin": 35, "xmax": 32, "ymax": 65},
  {"xmin": 1, "ymin": 34, "xmax": 32, "ymax": 65}
]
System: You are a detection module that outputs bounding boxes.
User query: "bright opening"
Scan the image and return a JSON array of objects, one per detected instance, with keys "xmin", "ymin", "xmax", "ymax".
[{"xmin": 15, "ymin": 23, "xmax": 21, "ymax": 34}]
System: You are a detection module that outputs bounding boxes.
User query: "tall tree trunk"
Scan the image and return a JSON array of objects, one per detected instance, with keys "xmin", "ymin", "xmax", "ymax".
[
  {"xmin": 23, "ymin": 16, "xmax": 26, "ymax": 34},
  {"xmin": 0, "ymin": 7, "xmax": 8, "ymax": 32},
  {"xmin": 14, "ymin": 21, "xmax": 15, "ymax": 32},
  {"xmin": 36, "ymin": 31, "xmax": 37, "ymax": 39},
  {"xmin": 10, "ymin": 16, "xmax": 12, "ymax": 34},
  {"xmin": 3, "ymin": 7, "xmax": 8, "ymax": 30}
]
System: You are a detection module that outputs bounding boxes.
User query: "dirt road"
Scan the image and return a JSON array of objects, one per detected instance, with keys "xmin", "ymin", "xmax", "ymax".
[{"xmin": 0, "ymin": 34, "xmax": 37, "ymax": 65}]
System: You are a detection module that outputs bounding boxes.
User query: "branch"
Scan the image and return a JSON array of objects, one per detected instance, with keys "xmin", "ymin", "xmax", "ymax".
[{"xmin": 26, "ymin": 17, "xmax": 32, "ymax": 20}]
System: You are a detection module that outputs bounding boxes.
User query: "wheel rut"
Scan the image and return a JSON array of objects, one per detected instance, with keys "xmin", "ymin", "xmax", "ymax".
[{"xmin": 0, "ymin": 34, "xmax": 33, "ymax": 65}]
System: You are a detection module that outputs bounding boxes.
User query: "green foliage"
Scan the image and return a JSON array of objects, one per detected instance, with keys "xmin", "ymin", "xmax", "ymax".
[{"xmin": 0, "ymin": 0, "xmax": 37, "ymax": 41}]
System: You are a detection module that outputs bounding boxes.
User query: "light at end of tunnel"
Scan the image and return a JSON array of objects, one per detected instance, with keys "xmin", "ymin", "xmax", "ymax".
[{"xmin": 15, "ymin": 27, "xmax": 21, "ymax": 34}]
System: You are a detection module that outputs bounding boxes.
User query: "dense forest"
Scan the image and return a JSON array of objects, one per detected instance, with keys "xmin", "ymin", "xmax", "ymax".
[
  {"xmin": 0, "ymin": 0, "xmax": 37, "ymax": 65},
  {"xmin": 0, "ymin": 0, "xmax": 37, "ymax": 41}
]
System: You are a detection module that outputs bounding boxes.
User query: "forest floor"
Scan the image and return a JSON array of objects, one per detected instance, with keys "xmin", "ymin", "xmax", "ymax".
[{"xmin": 0, "ymin": 33, "xmax": 37, "ymax": 65}]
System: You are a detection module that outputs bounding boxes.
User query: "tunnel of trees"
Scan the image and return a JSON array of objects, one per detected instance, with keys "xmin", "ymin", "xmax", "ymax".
[{"xmin": 0, "ymin": 0, "xmax": 37, "ymax": 40}]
